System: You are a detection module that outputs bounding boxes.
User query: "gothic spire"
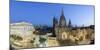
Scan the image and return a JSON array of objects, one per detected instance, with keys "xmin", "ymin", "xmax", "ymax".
[
  {"xmin": 61, "ymin": 8, "xmax": 64, "ymax": 17},
  {"xmin": 59, "ymin": 9, "xmax": 66, "ymax": 27},
  {"xmin": 68, "ymin": 19, "xmax": 72, "ymax": 27},
  {"xmin": 53, "ymin": 16, "xmax": 58, "ymax": 37},
  {"xmin": 53, "ymin": 16, "xmax": 58, "ymax": 24}
]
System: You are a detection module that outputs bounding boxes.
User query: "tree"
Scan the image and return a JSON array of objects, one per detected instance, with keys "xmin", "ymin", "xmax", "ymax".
[
  {"xmin": 39, "ymin": 37, "xmax": 46, "ymax": 43},
  {"xmin": 10, "ymin": 34, "xmax": 23, "ymax": 41}
]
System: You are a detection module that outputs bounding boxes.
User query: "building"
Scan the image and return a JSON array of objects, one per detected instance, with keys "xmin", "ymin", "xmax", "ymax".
[
  {"xmin": 53, "ymin": 10, "xmax": 94, "ymax": 45},
  {"xmin": 53, "ymin": 17, "xmax": 58, "ymax": 37},
  {"xmin": 54, "ymin": 10, "xmax": 71, "ymax": 40},
  {"xmin": 10, "ymin": 22, "xmax": 35, "ymax": 39}
]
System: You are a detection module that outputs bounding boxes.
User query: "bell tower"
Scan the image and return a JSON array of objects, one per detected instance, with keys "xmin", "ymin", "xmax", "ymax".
[{"xmin": 53, "ymin": 17, "xmax": 58, "ymax": 37}]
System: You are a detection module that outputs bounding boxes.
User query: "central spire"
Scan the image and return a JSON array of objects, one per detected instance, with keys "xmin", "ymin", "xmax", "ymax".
[
  {"xmin": 61, "ymin": 8, "xmax": 64, "ymax": 17},
  {"xmin": 59, "ymin": 9, "xmax": 66, "ymax": 27}
]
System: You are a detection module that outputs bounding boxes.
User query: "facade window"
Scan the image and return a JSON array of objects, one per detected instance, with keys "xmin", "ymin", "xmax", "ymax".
[{"xmin": 61, "ymin": 32, "xmax": 67, "ymax": 40}]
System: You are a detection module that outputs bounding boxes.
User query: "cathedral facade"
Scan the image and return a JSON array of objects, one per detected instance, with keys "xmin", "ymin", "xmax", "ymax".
[
  {"xmin": 52, "ymin": 10, "xmax": 94, "ymax": 46},
  {"xmin": 53, "ymin": 10, "xmax": 71, "ymax": 41}
]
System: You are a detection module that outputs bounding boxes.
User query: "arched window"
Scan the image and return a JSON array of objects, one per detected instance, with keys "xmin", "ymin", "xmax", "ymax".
[{"xmin": 62, "ymin": 32, "xmax": 67, "ymax": 40}]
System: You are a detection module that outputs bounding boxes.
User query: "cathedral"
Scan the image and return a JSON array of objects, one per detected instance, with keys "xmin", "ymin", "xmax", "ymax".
[
  {"xmin": 53, "ymin": 10, "xmax": 71, "ymax": 40},
  {"xmin": 52, "ymin": 10, "xmax": 94, "ymax": 46}
]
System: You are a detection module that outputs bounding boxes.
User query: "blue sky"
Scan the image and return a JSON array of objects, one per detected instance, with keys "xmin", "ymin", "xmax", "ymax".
[{"xmin": 10, "ymin": 0, "xmax": 95, "ymax": 26}]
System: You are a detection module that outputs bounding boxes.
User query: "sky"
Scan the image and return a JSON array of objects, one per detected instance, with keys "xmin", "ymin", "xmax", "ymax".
[{"xmin": 10, "ymin": 0, "xmax": 95, "ymax": 26}]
